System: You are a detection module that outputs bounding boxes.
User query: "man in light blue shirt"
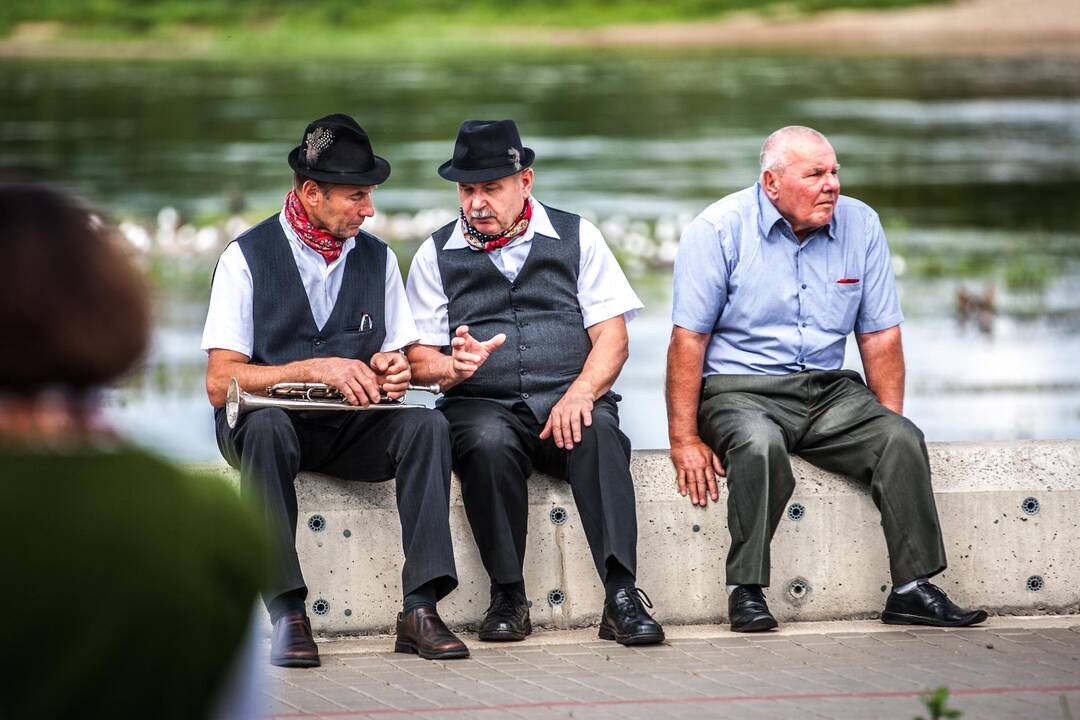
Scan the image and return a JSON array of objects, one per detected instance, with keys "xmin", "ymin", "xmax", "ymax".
[{"xmin": 666, "ymin": 126, "xmax": 986, "ymax": 632}]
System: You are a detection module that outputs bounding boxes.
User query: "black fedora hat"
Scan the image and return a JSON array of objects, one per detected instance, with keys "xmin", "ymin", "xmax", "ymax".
[
  {"xmin": 438, "ymin": 119, "xmax": 535, "ymax": 183},
  {"xmin": 288, "ymin": 113, "xmax": 391, "ymax": 186}
]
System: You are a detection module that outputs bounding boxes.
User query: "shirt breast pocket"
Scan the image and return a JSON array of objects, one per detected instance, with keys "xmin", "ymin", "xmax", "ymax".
[{"xmin": 824, "ymin": 283, "xmax": 862, "ymax": 333}]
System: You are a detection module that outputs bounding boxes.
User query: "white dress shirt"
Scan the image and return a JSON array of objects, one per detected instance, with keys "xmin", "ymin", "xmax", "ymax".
[
  {"xmin": 406, "ymin": 198, "xmax": 643, "ymax": 347},
  {"xmin": 201, "ymin": 210, "xmax": 419, "ymax": 356}
]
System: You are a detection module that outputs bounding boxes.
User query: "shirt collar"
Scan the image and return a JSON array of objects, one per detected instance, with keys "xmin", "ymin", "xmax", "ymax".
[
  {"xmin": 755, "ymin": 182, "xmax": 837, "ymax": 243},
  {"xmin": 441, "ymin": 197, "xmax": 559, "ymax": 251}
]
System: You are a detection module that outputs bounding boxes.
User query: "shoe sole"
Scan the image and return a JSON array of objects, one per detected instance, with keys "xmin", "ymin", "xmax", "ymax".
[
  {"xmin": 598, "ymin": 626, "xmax": 666, "ymax": 646},
  {"xmin": 881, "ymin": 610, "xmax": 989, "ymax": 627},
  {"xmin": 394, "ymin": 640, "xmax": 470, "ymax": 660},
  {"xmin": 731, "ymin": 616, "xmax": 779, "ymax": 633},
  {"xmin": 271, "ymin": 655, "xmax": 321, "ymax": 668},
  {"xmin": 478, "ymin": 621, "xmax": 532, "ymax": 642}
]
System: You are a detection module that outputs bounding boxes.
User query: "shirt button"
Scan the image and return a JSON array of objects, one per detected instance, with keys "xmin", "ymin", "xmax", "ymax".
[
  {"xmin": 801, "ymin": 283, "xmax": 807, "ymax": 289},
  {"xmin": 801, "ymin": 322, "xmax": 808, "ymax": 328},
  {"xmin": 521, "ymin": 392, "xmax": 530, "ymax": 399}
]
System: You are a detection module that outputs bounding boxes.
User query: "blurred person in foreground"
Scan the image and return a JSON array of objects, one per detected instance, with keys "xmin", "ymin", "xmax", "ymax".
[
  {"xmin": 203, "ymin": 114, "xmax": 466, "ymax": 666},
  {"xmin": 0, "ymin": 183, "xmax": 264, "ymax": 718},
  {"xmin": 666, "ymin": 126, "xmax": 988, "ymax": 632},
  {"xmin": 406, "ymin": 120, "xmax": 664, "ymax": 646}
]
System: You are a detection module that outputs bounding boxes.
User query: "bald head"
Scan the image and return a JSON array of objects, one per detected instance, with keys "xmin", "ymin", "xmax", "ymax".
[{"xmin": 760, "ymin": 126, "xmax": 832, "ymax": 175}]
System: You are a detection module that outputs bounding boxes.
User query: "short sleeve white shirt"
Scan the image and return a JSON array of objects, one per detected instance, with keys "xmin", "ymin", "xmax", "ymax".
[
  {"xmin": 201, "ymin": 210, "xmax": 419, "ymax": 356},
  {"xmin": 405, "ymin": 198, "xmax": 643, "ymax": 347}
]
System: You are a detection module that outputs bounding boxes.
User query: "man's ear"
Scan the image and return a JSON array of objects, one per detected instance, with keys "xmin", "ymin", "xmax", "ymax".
[
  {"xmin": 300, "ymin": 179, "xmax": 323, "ymax": 206},
  {"xmin": 761, "ymin": 169, "xmax": 780, "ymax": 200},
  {"xmin": 519, "ymin": 168, "xmax": 534, "ymax": 196}
]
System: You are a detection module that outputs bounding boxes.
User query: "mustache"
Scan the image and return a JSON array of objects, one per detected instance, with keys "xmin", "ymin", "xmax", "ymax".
[{"xmin": 468, "ymin": 208, "xmax": 495, "ymax": 220}]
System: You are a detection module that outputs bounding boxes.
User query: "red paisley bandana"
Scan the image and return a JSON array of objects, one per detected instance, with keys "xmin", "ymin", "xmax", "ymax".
[
  {"xmin": 284, "ymin": 190, "xmax": 345, "ymax": 264},
  {"xmin": 460, "ymin": 197, "xmax": 533, "ymax": 252}
]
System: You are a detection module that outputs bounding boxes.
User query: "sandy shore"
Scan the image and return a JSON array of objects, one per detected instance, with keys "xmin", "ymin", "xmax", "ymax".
[
  {"xmin": 1, "ymin": 0, "xmax": 1078, "ymax": 59},
  {"xmin": 549, "ymin": 0, "xmax": 1080, "ymax": 57}
]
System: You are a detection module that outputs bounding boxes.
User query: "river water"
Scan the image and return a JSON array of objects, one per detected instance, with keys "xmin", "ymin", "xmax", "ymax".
[{"xmin": 3, "ymin": 51, "xmax": 1078, "ymax": 460}]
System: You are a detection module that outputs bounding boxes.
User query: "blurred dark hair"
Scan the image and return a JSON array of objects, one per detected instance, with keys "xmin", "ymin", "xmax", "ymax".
[
  {"xmin": 292, "ymin": 171, "xmax": 334, "ymax": 196},
  {"xmin": 0, "ymin": 184, "xmax": 150, "ymax": 393}
]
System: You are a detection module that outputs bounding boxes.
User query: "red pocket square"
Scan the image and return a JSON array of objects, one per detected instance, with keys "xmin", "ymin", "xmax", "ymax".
[{"xmin": 836, "ymin": 278, "xmax": 860, "ymax": 284}]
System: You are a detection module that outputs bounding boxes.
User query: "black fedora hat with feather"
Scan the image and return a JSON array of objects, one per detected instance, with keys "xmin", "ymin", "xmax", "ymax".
[
  {"xmin": 288, "ymin": 113, "xmax": 391, "ymax": 186},
  {"xmin": 438, "ymin": 119, "xmax": 535, "ymax": 183}
]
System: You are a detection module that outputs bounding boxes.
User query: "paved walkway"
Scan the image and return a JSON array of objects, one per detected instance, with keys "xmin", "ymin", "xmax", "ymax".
[{"xmin": 259, "ymin": 617, "xmax": 1080, "ymax": 719}]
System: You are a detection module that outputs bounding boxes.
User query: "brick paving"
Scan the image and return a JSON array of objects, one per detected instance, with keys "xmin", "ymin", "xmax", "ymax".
[{"xmin": 259, "ymin": 618, "xmax": 1080, "ymax": 719}]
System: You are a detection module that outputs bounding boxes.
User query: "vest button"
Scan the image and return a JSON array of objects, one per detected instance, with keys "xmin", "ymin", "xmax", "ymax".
[
  {"xmin": 520, "ymin": 369, "xmax": 527, "ymax": 375},
  {"xmin": 519, "ymin": 344, "xmax": 527, "ymax": 351},
  {"xmin": 521, "ymin": 392, "xmax": 530, "ymax": 399},
  {"xmin": 313, "ymin": 338, "xmax": 323, "ymax": 346},
  {"xmin": 511, "ymin": 286, "xmax": 519, "ymax": 292}
]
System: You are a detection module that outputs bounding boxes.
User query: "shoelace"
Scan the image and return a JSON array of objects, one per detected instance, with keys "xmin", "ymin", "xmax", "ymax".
[
  {"xmin": 631, "ymin": 587, "xmax": 655, "ymax": 610},
  {"xmin": 488, "ymin": 592, "xmax": 523, "ymax": 615}
]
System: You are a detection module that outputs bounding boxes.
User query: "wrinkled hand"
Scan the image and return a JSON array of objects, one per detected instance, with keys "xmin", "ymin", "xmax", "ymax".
[
  {"xmin": 309, "ymin": 357, "xmax": 382, "ymax": 406},
  {"xmin": 539, "ymin": 383, "xmax": 594, "ymax": 450},
  {"xmin": 670, "ymin": 439, "xmax": 725, "ymax": 507},
  {"xmin": 450, "ymin": 325, "xmax": 505, "ymax": 381},
  {"xmin": 370, "ymin": 351, "xmax": 412, "ymax": 400}
]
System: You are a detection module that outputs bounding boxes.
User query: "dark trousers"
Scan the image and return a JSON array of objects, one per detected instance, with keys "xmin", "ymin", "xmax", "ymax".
[
  {"xmin": 440, "ymin": 396, "xmax": 637, "ymax": 586},
  {"xmin": 697, "ymin": 370, "xmax": 947, "ymax": 588},
  {"xmin": 215, "ymin": 407, "xmax": 458, "ymax": 610}
]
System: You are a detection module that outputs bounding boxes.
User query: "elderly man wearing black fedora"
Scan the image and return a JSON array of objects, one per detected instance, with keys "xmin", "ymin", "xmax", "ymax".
[
  {"xmin": 203, "ymin": 113, "xmax": 468, "ymax": 667},
  {"xmin": 405, "ymin": 119, "xmax": 665, "ymax": 646}
]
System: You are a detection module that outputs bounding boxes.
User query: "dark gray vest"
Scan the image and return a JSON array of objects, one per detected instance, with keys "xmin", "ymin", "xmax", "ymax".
[
  {"xmin": 234, "ymin": 215, "xmax": 387, "ymax": 368},
  {"xmin": 433, "ymin": 204, "xmax": 594, "ymax": 422}
]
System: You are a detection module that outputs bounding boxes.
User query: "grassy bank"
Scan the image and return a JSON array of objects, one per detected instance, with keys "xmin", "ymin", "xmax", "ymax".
[{"xmin": 1, "ymin": 0, "xmax": 946, "ymax": 59}]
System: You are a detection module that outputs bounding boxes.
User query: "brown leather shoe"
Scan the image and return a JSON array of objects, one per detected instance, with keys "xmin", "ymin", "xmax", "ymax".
[
  {"xmin": 270, "ymin": 611, "xmax": 320, "ymax": 668},
  {"xmin": 395, "ymin": 606, "xmax": 469, "ymax": 660}
]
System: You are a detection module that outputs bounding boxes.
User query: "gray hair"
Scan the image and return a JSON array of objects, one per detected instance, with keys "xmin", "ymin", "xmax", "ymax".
[{"xmin": 759, "ymin": 126, "xmax": 830, "ymax": 174}]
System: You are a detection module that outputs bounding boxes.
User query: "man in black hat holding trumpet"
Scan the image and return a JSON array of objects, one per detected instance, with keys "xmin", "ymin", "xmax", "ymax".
[
  {"xmin": 202, "ymin": 114, "xmax": 468, "ymax": 666},
  {"xmin": 406, "ymin": 119, "xmax": 665, "ymax": 645}
]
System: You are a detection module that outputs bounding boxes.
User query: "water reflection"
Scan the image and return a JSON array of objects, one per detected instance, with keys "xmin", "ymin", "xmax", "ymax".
[{"xmin": 3, "ymin": 50, "xmax": 1078, "ymax": 459}]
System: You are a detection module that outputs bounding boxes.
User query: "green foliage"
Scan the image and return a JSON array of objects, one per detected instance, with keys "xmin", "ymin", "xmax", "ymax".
[
  {"xmin": 916, "ymin": 686, "xmax": 963, "ymax": 720},
  {"xmin": 3, "ymin": 0, "xmax": 946, "ymax": 34}
]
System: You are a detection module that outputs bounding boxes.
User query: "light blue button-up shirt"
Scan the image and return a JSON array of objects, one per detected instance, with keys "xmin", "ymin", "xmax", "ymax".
[{"xmin": 673, "ymin": 183, "xmax": 904, "ymax": 377}]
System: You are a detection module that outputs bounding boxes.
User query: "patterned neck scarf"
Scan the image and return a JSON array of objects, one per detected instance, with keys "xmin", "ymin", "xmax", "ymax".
[
  {"xmin": 460, "ymin": 197, "xmax": 533, "ymax": 253},
  {"xmin": 283, "ymin": 190, "xmax": 345, "ymax": 264}
]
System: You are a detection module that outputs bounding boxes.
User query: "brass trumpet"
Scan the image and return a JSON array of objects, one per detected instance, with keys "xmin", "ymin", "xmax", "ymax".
[{"xmin": 226, "ymin": 378, "xmax": 441, "ymax": 429}]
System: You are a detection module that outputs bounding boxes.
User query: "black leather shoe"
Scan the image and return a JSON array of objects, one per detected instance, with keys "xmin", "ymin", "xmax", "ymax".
[
  {"xmin": 881, "ymin": 583, "xmax": 988, "ymax": 627},
  {"xmin": 599, "ymin": 587, "xmax": 665, "ymax": 645},
  {"xmin": 728, "ymin": 585, "xmax": 778, "ymax": 633},
  {"xmin": 478, "ymin": 590, "xmax": 532, "ymax": 641},
  {"xmin": 395, "ymin": 606, "xmax": 470, "ymax": 660},
  {"xmin": 270, "ymin": 611, "xmax": 321, "ymax": 668}
]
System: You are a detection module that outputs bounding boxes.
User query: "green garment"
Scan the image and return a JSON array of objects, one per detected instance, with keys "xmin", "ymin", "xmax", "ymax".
[{"xmin": 0, "ymin": 443, "xmax": 265, "ymax": 719}]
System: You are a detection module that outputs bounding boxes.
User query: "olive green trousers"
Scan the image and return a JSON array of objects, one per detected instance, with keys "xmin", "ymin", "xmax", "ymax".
[{"xmin": 698, "ymin": 370, "xmax": 947, "ymax": 588}]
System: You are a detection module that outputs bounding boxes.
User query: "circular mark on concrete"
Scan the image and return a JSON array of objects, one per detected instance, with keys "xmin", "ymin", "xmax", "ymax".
[
  {"xmin": 788, "ymin": 577, "xmax": 810, "ymax": 601},
  {"xmin": 547, "ymin": 589, "xmax": 566, "ymax": 607},
  {"xmin": 307, "ymin": 514, "xmax": 326, "ymax": 533},
  {"xmin": 549, "ymin": 506, "xmax": 568, "ymax": 525},
  {"xmin": 343, "ymin": 528, "xmax": 352, "ymax": 538},
  {"xmin": 1026, "ymin": 575, "xmax": 1044, "ymax": 592},
  {"xmin": 312, "ymin": 598, "xmax": 330, "ymax": 615},
  {"xmin": 1021, "ymin": 497, "xmax": 1040, "ymax": 515},
  {"xmin": 344, "ymin": 608, "xmax": 352, "ymax": 617},
  {"xmin": 787, "ymin": 503, "xmax": 806, "ymax": 521}
]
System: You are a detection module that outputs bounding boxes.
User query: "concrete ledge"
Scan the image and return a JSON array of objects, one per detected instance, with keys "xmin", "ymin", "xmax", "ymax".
[{"xmin": 201, "ymin": 440, "xmax": 1080, "ymax": 634}]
